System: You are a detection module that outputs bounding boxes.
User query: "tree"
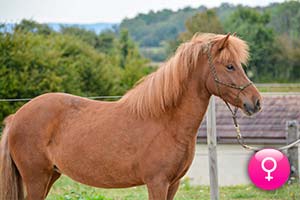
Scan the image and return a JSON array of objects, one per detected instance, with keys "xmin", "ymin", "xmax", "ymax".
[
  {"xmin": 275, "ymin": 35, "xmax": 300, "ymax": 82},
  {"xmin": 111, "ymin": 29, "xmax": 151, "ymax": 93},
  {"xmin": 0, "ymin": 31, "xmax": 114, "ymax": 121},
  {"xmin": 60, "ymin": 26, "xmax": 98, "ymax": 47},
  {"xmin": 224, "ymin": 7, "xmax": 279, "ymax": 82},
  {"xmin": 268, "ymin": 1, "xmax": 300, "ymax": 40},
  {"xmin": 0, "ymin": 20, "xmax": 152, "ymax": 123},
  {"xmin": 14, "ymin": 19, "xmax": 53, "ymax": 35},
  {"xmin": 167, "ymin": 9, "xmax": 224, "ymax": 56},
  {"xmin": 119, "ymin": 29, "xmax": 135, "ymax": 68},
  {"xmin": 120, "ymin": 7, "xmax": 199, "ymax": 47},
  {"xmin": 96, "ymin": 31, "xmax": 116, "ymax": 54},
  {"xmin": 180, "ymin": 9, "xmax": 224, "ymax": 41}
]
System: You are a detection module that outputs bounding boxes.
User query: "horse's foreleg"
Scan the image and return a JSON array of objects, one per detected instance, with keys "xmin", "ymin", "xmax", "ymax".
[
  {"xmin": 146, "ymin": 179, "xmax": 169, "ymax": 200},
  {"xmin": 167, "ymin": 181, "xmax": 180, "ymax": 200}
]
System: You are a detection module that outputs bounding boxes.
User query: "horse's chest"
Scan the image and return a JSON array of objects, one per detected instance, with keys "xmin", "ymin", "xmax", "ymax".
[{"xmin": 171, "ymin": 144, "xmax": 196, "ymax": 180}]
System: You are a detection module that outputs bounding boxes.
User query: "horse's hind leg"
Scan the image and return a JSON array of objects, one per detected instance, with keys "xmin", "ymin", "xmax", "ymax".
[
  {"xmin": 10, "ymin": 145, "xmax": 57, "ymax": 199},
  {"xmin": 44, "ymin": 171, "xmax": 61, "ymax": 196},
  {"xmin": 22, "ymin": 170, "xmax": 54, "ymax": 200}
]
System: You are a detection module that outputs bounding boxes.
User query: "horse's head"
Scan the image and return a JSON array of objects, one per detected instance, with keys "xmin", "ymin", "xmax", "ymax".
[{"xmin": 204, "ymin": 33, "xmax": 262, "ymax": 116}]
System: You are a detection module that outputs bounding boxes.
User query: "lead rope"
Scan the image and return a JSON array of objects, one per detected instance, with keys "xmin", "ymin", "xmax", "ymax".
[{"xmin": 204, "ymin": 42, "xmax": 300, "ymax": 152}]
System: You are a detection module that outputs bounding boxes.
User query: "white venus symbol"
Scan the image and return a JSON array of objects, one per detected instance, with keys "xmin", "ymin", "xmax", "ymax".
[{"xmin": 261, "ymin": 157, "xmax": 277, "ymax": 181}]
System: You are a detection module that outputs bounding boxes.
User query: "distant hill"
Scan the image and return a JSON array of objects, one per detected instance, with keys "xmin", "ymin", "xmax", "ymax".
[
  {"xmin": 118, "ymin": 3, "xmax": 240, "ymax": 61},
  {"xmin": 120, "ymin": 6, "xmax": 206, "ymax": 47},
  {"xmin": 2, "ymin": 22, "xmax": 118, "ymax": 34}
]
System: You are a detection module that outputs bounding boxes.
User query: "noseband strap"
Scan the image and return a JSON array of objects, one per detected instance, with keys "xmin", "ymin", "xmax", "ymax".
[{"xmin": 204, "ymin": 43, "xmax": 300, "ymax": 152}]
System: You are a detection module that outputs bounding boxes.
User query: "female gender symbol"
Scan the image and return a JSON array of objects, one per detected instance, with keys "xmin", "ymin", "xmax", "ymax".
[
  {"xmin": 248, "ymin": 149, "xmax": 290, "ymax": 190},
  {"xmin": 261, "ymin": 157, "xmax": 277, "ymax": 181}
]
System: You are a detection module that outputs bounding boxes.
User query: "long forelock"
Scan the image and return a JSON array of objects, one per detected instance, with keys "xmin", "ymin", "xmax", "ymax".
[
  {"xmin": 217, "ymin": 37, "xmax": 249, "ymax": 65},
  {"xmin": 191, "ymin": 33, "xmax": 249, "ymax": 65}
]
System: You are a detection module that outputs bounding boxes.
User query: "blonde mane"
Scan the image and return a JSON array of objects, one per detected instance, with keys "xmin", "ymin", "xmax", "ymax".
[{"xmin": 120, "ymin": 33, "xmax": 249, "ymax": 118}]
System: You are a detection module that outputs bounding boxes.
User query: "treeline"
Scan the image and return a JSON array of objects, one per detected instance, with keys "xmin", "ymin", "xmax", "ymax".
[
  {"xmin": 121, "ymin": 1, "xmax": 300, "ymax": 82},
  {"xmin": 0, "ymin": 20, "xmax": 152, "ymax": 122}
]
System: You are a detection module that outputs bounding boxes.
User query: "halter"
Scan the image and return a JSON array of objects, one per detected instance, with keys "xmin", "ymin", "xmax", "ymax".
[{"xmin": 205, "ymin": 42, "xmax": 300, "ymax": 152}]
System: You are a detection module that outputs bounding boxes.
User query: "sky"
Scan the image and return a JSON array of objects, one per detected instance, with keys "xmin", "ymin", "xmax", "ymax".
[{"xmin": 0, "ymin": 0, "xmax": 285, "ymax": 23}]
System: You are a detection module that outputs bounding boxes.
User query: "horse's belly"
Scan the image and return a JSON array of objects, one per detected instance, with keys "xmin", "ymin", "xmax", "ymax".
[
  {"xmin": 50, "ymin": 139, "xmax": 144, "ymax": 188},
  {"xmin": 65, "ymin": 169, "xmax": 143, "ymax": 188},
  {"xmin": 58, "ymin": 159, "xmax": 143, "ymax": 188}
]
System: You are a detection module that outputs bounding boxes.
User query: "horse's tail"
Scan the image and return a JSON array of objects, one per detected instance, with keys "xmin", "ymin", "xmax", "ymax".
[{"xmin": 0, "ymin": 114, "xmax": 24, "ymax": 200}]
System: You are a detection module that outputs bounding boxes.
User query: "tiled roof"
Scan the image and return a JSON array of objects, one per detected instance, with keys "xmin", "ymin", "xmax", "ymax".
[{"xmin": 197, "ymin": 94, "xmax": 300, "ymax": 144}]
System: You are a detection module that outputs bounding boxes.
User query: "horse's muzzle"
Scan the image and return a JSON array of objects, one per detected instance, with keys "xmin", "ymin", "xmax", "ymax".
[{"xmin": 243, "ymin": 98, "xmax": 262, "ymax": 116}]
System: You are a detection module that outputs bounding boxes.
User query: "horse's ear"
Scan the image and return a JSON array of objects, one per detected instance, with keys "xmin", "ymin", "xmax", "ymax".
[{"xmin": 217, "ymin": 33, "xmax": 230, "ymax": 51}]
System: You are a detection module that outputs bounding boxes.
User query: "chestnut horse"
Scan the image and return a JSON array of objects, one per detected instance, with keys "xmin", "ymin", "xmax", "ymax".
[{"xmin": 0, "ymin": 33, "xmax": 262, "ymax": 200}]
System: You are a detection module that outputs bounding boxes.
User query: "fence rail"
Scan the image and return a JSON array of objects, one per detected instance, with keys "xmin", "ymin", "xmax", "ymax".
[
  {"xmin": 0, "ymin": 96, "xmax": 122, "ymax": 102},
  {"xmin": 256, "ymin": 83, "xmax": 300, "ymax": 87},
  {"xmin": 0, "ymin": 83, "xmax": 300, "ymax": 102}
]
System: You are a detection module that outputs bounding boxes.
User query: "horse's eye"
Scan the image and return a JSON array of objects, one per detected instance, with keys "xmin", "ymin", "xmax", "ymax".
[{"xmin": 226, "ymin": 64, "xmax": 235, "ymax": 71}]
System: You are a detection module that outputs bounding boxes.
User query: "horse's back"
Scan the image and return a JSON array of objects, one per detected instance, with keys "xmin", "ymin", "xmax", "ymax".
[
  {"xmin": 7, "ymin": 93, "xmax": 106, "ymax": 168},
  {"xmin": 10, "ymin": 93, "xmax": 87, "ymax": 133}
]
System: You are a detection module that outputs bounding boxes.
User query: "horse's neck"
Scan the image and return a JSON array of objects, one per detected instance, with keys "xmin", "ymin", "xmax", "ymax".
[{"xmin": 167, "ymin": 72, "xmax": 211, "ymax": 145}]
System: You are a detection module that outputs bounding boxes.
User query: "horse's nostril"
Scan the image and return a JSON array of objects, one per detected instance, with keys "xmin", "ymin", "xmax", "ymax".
[{"xmin": 255, "ymin": 99, "xmax": 261, "ymax": 109}]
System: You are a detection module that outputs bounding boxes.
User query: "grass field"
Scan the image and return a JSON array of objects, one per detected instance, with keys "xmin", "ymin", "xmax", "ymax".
[{"xmin": 47, "ymin": 176, "xmax": 300, "ymax": 200}]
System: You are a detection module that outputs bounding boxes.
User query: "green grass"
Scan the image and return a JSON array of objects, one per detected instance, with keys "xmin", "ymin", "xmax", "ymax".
[
  {"xmin": 256, "ymin": 84, "xmax": 300, "ymax": 93},
  {"xmin": 47, "ymin": 176, "xmax": 300, "ymax": 200}
]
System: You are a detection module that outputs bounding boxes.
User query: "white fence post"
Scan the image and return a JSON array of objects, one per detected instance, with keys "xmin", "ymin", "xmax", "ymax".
[
  {"xmin": 286, "ymin": 120, "xmax": 299, "ymax": 183},
  {"xmin": 207, "ymin": 96, "xmax": 219, "ymax": 200}
]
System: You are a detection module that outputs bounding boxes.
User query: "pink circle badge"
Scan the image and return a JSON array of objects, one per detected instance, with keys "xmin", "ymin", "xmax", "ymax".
[{"xmin": 248, "ymin": 148, "xmax": 290, "ymax": 190}]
